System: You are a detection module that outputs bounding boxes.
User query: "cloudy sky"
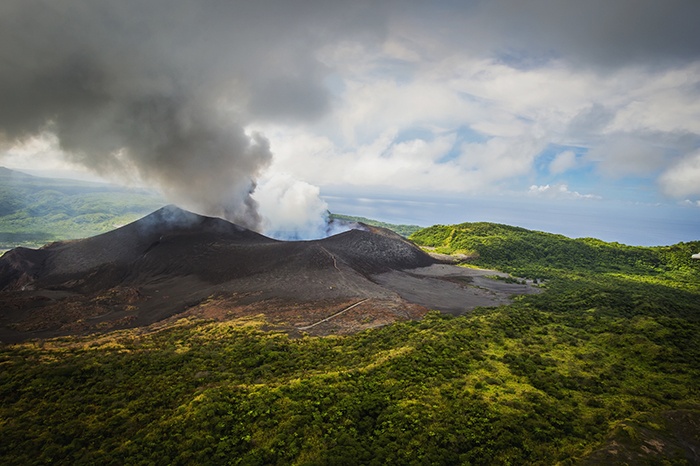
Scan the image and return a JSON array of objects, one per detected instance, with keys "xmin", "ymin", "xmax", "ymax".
[{"xmin": 1, "ymin": 0, "xmax": 699, "ymax": 244}]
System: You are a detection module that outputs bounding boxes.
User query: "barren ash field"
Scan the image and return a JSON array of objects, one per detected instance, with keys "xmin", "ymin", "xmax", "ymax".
[{"xmin": 0, "ymin": 205, "xmax": 538, "ymax": 342}]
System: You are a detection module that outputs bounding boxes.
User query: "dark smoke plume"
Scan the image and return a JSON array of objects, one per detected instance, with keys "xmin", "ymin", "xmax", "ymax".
[{"xmin": 0, "ymin": 0, "xmax": 385, "ymax": 229}]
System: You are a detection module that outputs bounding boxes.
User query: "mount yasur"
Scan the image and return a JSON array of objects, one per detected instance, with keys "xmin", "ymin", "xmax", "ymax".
[{"xmin": 0, "ymin": 205, "xmax": 538, "ymax": 342}]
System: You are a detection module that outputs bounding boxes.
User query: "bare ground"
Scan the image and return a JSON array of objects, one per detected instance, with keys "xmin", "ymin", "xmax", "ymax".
[
  {"xmin": 371, "ymin": 264, "xmax": 540, "ymax": 316},
  {"xmin": 0, "ymin": 206, "xmax": 539, "ymax": 342}
]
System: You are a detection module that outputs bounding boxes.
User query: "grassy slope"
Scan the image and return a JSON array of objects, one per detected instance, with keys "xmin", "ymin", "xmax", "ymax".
[
  {"xmin": 410, "ymin": 221, "xmax": 700, "ymax": 282},
  {"xmin": 409, "ymin": 223, "xmax": 700, "ymax": 462},
  {"xmin": 0, "ymin": 167, "xmax": 164, "ymax": 249}
]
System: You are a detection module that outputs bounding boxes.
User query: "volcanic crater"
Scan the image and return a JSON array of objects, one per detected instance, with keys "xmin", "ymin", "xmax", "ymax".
[{"xmin": 0, "ymin": 206, "xmax": 538, "ymax": 342}]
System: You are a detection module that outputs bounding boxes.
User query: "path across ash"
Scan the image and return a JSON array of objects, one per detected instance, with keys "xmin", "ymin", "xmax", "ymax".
[{"xmin": 297, "ymin": 299, "xmax": 370, "ymax": 330}]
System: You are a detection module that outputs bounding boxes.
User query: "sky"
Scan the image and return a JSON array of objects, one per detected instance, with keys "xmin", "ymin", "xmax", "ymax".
[{"xmin": 1, "ymin": 0, "xmax": 699, "ymax": 245}]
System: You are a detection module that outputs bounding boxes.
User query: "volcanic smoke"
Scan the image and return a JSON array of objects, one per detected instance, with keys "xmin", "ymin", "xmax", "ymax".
[{"xmin": 0, "ymin": 0, "xmax": 383, "ymax": 233}]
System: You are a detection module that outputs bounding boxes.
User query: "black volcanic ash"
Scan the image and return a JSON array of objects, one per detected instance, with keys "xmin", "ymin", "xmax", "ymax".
[
  {"xmin": 0, "ymin": 206, "xmax": 541, "ymax": 342},
  {"xmin": 0, "ymin": 206, "xmax": 431, "ymax": 341}
]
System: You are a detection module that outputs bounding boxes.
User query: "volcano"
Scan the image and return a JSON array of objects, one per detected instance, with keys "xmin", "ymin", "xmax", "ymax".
[{"xmin": 0, "ymin": 206, "xmax": 538, "ymax": 342}]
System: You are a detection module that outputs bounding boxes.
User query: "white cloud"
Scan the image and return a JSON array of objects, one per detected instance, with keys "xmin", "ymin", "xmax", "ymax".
[
  {"xmin": 0, "ymin": 132, "xmax": 110, "ymax": 182},
  {"xmin": 549, "ymin": 150, "xmax": 577, "ymax": 174},
  {"xmin": 253, "ymin": 45, "xmax": 700, "ymax": 206},
  {"xmin": 2, "ymin": 132, "xmax": 72, "ymax": 170},
  {"xmin": 459, "ymin": 136, "xmax": 545, "ymax": 182},
  {"xmin": 259, "ymin": 121, "xmax": 545, "ymax": 196},
  {"xmin": 659, "ymin": 151, "xmax": 700, "ymax": 198},
  {"xmin": 333, "ymin": 78, "xmax": 473, "ymax": 146},
  {"xmin": 294, "ymin": 41, "xmax": 700, "ymax": 199},
  {"xmin": 585, "ymin": 137, "xmax": 667, "ymax": 177},
  {"xmin": 606, "ymin": 64, "xmax": 700, "ymax": 135},
  {"xmin": 528, "ymin": 184, "xmax": 601, "ymax": 200}
]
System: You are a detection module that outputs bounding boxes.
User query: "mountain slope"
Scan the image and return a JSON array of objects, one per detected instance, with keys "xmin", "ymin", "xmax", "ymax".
[
  {"xmin": 329, "ymin": 213, "xmax": 422, "ymax": 237},
  {"xmin": 410, "ymin": 222, "xmax": 700, "ymax": 279},
  {"xmin": 0, "ymin": 167, "xmax": 164, "ymax": 249},
  {"xmin": 0, "ymin": 207, "xmax": 433, "ymax": 341},
  {"xmin": 0, "ymin": 208, "xmax": 543, "ymax": 342}
]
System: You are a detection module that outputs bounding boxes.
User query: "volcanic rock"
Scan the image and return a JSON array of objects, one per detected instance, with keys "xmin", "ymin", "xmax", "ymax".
[
  {"xmin": 0, "ymin": 206, "xmax": 431, "ymax": 340},
  {"xmin": 0, "ymin": 206, "xmax": 538, "ymax": 342}
]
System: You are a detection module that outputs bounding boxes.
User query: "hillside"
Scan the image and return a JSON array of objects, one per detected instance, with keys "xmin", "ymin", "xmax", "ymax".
[
  {"xmin": 330, "ymin": 213, "xmax": 422, "ymax": 237},
  {"xmin": 0, "ymin": 167, "xmax": 164, "ymax": 249},
  {"xmin": 1, "ymin": 221, "xmax": 699, "ymax": 464},
  {"xmin": 410, "ymin": 222, "xmax": 700, "ymax": 280}
]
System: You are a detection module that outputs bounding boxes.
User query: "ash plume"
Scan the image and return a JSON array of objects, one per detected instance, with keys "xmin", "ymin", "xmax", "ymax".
[{"xmin": 0, "ymin": 0, "xmax": 385, "ymax": 230}]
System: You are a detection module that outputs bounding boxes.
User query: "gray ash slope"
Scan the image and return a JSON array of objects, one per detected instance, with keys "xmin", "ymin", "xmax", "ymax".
[
  {"xmin": 0, "ymin": 205, "xmax": 433, "ymax": 293},
  {"xmin": 318, "ymin": 225, "xmax": 433, "ymax": 275},
  {"xmin": 0, "ymin": 206, "xmax": 439, "ymax": 341},
  {"xmin": 0, "ymin": 206, "xmax": 537, "ymax": 342},
  {"xmin": 0, "ymin": 205, "xmax": 275, "ymax": 292}
]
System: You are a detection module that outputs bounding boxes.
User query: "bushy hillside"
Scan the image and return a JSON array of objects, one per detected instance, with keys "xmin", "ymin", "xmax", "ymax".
[
  {"xmin": 410, "ymin": 222, "xmax": 700, "ymax": 280},
  {"xmin": 411, "ymin": 222, "xmax": 700, "ymax": 327},
  {"xmin": 0, "ymin": 168, "xmax": 164, "ymax": 248}
]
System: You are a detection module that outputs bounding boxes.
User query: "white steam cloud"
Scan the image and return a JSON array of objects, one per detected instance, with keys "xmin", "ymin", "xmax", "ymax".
[{"xmin": 255, "ymin": 173, "xmax": 347, "ymax": 240}]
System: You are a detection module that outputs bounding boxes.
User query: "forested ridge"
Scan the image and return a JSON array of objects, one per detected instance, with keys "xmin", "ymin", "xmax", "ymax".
[
  {"xmin": 0, "ymin": 167, "xmax": 164, "ymax": 249},
  {"xmin": 410, "ymin": 222, "xmax": 699, "ymax": 280},
  {"xmin": 1, "ymin": 223, "xmax": 699, "ymax": 464}
]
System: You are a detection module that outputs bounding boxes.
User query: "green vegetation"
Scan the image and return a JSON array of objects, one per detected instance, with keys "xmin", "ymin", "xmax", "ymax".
[
  {"xmin": 0, "ymin": 168, "xmax": 164, "ymax": 249},
  {"xmin": 410, "ymin": 222, "xmax": 699, "ymax": 282},
  {"xmin": 330, "ymin": 213, "xmax": 422, "ymax": 237},
  {"xmin": 1, "ymin": 221, "xmax": 699, "ymax": 464}
]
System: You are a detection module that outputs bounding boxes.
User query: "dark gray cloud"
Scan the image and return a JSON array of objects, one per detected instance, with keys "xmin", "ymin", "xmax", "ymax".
[
  {"xmin": 421, "ymin": 0, "xmax": 700, "ymax": 68},
  {"xmin": 0, "ymin": 0, "xmax": 386, "ymax": 228}
]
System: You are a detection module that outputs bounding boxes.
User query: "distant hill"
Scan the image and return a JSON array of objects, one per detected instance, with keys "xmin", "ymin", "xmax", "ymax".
[
  {"xmin": 410, "ymin": 222, "xmax": 700, "ymax": 280},
  {"xmin": 0, "ymin": 167, "xmax": 165, "ymax": 249},
  {"xmin": 330, "ymin": 213, "xmax": 422, "ymax": 237}
]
